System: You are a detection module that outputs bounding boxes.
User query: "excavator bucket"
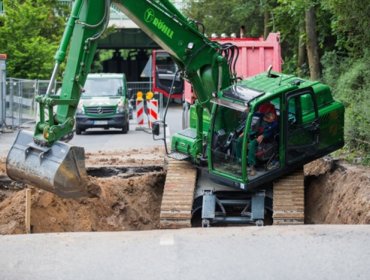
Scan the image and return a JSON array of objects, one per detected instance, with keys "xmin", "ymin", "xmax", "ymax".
[{"xmin": 6, "ymin": 130, "xmax": 100, "ymax": 198}]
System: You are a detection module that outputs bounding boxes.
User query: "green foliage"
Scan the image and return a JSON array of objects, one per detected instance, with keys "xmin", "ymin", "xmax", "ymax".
[
  {"xmin": 332, "ymin": 146, "xmax": 370, "ymax": 166},
  {"xmin": 322, "ymin": 51, "xmax": 370, "ymax": 158},
  {"xmin": 185, "ymin": 0, "xmax": 264, "ymax": 37},
  {"xmin": 321, "ymin": 0, "xmax": 370, "ymax": 58},
  {"xmin": 0, "ymin": 0, "xmax": 67, "ymax": 79},
  {"xmin": 90, "ymin": 49, "xmax": 114, "ymax": 73},
  {"xmin": 271, "ymin": 1, "xmax": 302, "ymax": 74}
]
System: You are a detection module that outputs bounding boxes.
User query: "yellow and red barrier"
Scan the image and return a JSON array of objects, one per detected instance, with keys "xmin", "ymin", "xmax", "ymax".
[{"xmin": 135, "ymin": 91, "xmax": 158, "ymax": 128}]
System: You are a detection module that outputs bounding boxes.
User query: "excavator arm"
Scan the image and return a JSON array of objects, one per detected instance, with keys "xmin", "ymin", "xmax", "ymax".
[
  {"xmin": 35, "ymin": 0, "xmax": 109, "ymax": 144},
  {"xmin": 38, "ymin": 0, "xmax": 233, "ymax": 146},
  {"xmin": 6, "ymin": 0, "xmax": 236, "ymax": 197}
]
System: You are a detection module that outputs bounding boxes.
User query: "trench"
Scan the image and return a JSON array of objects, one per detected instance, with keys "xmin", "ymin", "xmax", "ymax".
[
  {"xmin": 0, "ymin": 175, "xmax": 26, "ymax": 191},
  {"xmin": 0, "ymin": 158, "xmax": 369, "ymax": 235},
  {"xmin": 87, "ymin": 165, "xmax": 164, "ymax": 178},
  {"xmin": 0, "ymin": 164, "xmax": 166, "ymax": 234}
]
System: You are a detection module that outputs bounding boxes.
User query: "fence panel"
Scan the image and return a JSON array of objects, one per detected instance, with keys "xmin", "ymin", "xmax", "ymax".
[
  {"xmin": 5, "ymin": 79, "xmax": 37, "ymax": 128},
  {"xmin": 4, "ymin": 79, "xmax": 59, "ymax": 129},
  {"xmin": 127, "ymin": 81, "xmax": 152, "ymax": 98},
  {"xmin": 0, "ymin": 80, "xmax": 5, "ymax": 129}
]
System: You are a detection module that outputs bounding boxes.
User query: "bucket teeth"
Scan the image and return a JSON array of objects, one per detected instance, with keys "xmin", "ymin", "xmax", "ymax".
[{"xmin": 6, "ymin": 130, "xmax": 100, "ymax": 198}]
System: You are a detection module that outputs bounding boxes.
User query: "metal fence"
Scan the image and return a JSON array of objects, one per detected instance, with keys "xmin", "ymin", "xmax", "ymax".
[
  {"xmin": 0, "ymin": 80, "xmax": 5, "ymax": 129},
  {"xmin": 0, "ymin": 58, "xmax": 6, "ymax": 130},
  {"xmin": 127, "ymin": 81, "xmax": 152, "ymax": 97},
  {"xmin": 2, "ymin": 78, "xmax": 60, "ymax": 129},
  {"xmin": 1, "ymin": 79, "xmax": 158, "ymax": 130}
]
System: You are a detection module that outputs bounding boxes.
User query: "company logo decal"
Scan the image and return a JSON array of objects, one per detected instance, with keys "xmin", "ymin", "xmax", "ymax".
[{"xmin": 144, "ymin": 8, "xmax": 174, "ymax": 39}]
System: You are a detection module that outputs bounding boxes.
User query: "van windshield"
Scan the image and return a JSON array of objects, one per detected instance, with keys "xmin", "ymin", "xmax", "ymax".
[{"xmin": 83, "ymin": 78, "xmax": 123, "ymax": 97}]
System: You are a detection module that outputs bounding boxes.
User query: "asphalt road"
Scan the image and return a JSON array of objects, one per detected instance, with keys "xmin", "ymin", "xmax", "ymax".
[
  {"xmin": 69, "ymin": 103, "xmax": 183, "ymax": 152},
  {"xmin": 0, "ymin": 225, "xmax": 370, "ymax": 280},
  {"xmin": 0, "ymin": 103, "xmax": 183, "ymax": 156}
]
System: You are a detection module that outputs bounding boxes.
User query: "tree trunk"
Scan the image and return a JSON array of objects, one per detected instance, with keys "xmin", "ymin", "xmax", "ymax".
[
  {"xmin": 305, "ymin": 6, "xmax": 320, "ymax": 80},
  {"xmin": 264, "ymin": 9, "xmax": 269, "ymax": 39},
  {"xmin": 297, "ymin": 20, "xmax": 306, "ymax": 76}
]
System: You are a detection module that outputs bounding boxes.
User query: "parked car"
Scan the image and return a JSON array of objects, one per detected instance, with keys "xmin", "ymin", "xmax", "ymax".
[{"xmin": 75, "ymin": 73, "xmax": 130, "ymax": 134}]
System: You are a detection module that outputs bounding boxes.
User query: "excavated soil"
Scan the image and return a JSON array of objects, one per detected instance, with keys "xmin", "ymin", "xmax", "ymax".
[
  {"xmin": 0, "ymin": 147, "xmax": 166, "ymax": 234},
  {"xmin": 0, "ymin": 149, "xmax": 369, "ymax": 234},
  {"xmin": 305, "ymin": 158, "xmax": 370, "ymax": 224}
]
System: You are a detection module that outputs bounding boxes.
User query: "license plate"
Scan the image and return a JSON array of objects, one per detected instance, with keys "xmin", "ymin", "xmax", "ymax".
[{"xmin": 94, "ymin": 120, "xmax": 108, "ymax": 125}]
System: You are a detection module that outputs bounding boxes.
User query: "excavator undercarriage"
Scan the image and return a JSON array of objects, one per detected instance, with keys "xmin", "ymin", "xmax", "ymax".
[{"xmin": 160, "ymin": 158, "xmax": 304, "ymax": 228}]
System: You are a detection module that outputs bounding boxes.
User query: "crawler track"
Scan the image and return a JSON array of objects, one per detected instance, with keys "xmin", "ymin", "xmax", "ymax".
[
  {"xmin": 160, "ymin": 159, "xmax": 304, "ymax": 227},
  {"xmin": 272, "ymin": 168, "xmax": 305, "ymax": 225},
  {"xmin": 160, "ymin": 158, "xmax": 197, "ymax": 229}
]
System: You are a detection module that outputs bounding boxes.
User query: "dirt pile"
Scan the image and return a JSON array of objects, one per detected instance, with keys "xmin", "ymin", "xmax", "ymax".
[
  {"xmin": 0, "ymin": 147, "xmax": 166, "ymax": 234},
  {"xmin": 305, "ymin": 158, "xmax": 370, "ymax": 224}
]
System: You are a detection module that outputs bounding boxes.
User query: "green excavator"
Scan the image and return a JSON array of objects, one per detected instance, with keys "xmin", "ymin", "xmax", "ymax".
[{"xmin": 6, "ymin": 0, "xmax": 344, "ymax": 226}]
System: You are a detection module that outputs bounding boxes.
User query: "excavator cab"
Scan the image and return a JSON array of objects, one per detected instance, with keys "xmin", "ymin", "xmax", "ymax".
[
  {"xmin": 209, "ymin": 95, "xmax": 282, "ymax": 185},
  {"xmin": 207, "ymin": 76, "xmax": 344, "ymax": 193}
]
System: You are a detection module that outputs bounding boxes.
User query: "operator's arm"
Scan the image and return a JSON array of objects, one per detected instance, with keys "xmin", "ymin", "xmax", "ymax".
[{"xmin": 262, "ymin": 121, "xmax": 278, "ymax": 139}]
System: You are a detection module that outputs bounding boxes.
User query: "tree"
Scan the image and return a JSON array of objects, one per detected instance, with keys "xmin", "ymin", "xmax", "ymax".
[
  {"xmin": 185, "ymin": 0, "xmax": 264, "ymax": 37},
  {"xmin": 319, "ymin": 0, "xmax": 370, "ymax": 154},
  {"xmin": 305, "ymin": 4, "xmax": 320, "ymax": 80},
  {"xmin": 297, "ymin": 20, "xmax": 307, "ymax": 76},
  {"xmin": 0, "ymin": 0, "xmax": 68, "ymax": 79}
]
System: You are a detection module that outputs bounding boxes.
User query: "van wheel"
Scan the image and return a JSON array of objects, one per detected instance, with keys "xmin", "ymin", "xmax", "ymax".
[
  {"xmin": 122, "ymin": 121, "xmax": 129, "ymax": 134},
  {"xmin": 76, "ymin": 126, "xmax": 83, "ymax": 135}
]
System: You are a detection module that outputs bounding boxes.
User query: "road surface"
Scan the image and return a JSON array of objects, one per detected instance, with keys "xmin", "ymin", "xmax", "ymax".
[
  {"xmin": 0, "ymin": 104, "xmax": 183, "ymax": 156},
  {"xmin": 0, "ymin": 225, "xmax": 369, "ymax": 280}
]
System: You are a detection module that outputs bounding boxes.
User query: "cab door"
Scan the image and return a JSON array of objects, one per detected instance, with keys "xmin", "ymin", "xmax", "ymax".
[{"xmin": 285, "ymin": 88, "xmax": 319, "ymax": 165}]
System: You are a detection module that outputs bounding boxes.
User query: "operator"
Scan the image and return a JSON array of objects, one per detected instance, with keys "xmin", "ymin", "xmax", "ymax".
[{"xmin": 248, "ymin": 104, "xmax": 278, "ymax": 176}]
